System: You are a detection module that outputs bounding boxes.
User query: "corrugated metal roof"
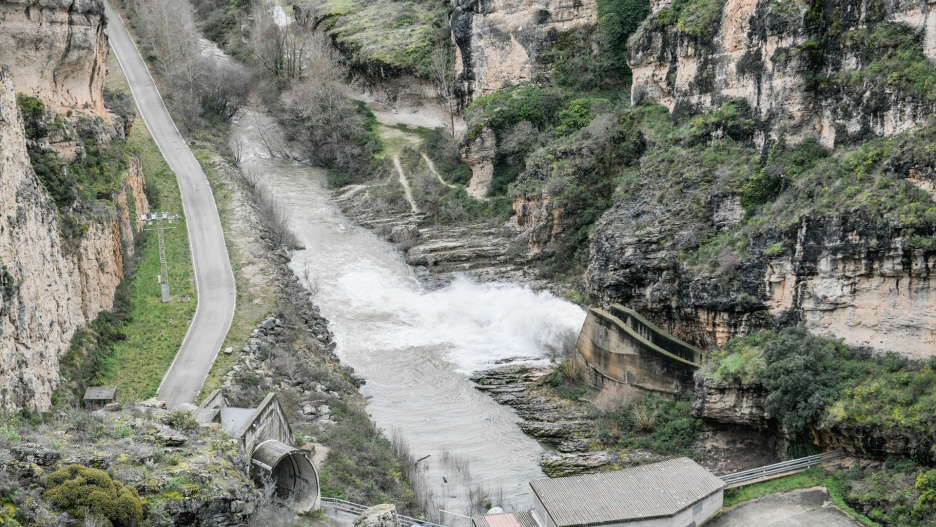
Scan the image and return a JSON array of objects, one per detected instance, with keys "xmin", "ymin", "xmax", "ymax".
[
  {"xmin": 530, "ymin": 457, "xmax": 724, "ymax": 526},
  {"xmin": 83, "ymin": 386, "xmax": 117, "ymax": 400},
  {"xmin": 473, "ymin": 511, "xmax": 539, "ymax": 527}
]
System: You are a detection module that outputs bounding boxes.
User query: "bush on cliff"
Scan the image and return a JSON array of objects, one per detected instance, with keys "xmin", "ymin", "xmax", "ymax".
[
  {"xmin": 760, "ymin": 327, "xmax": 843, "ymax": 433},
  {"xmin": 43, "ymin": 465, "xmax": 142, "ymax": 527}
]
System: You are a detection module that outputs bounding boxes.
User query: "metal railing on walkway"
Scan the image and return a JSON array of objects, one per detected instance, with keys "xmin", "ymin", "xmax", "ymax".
[
  {"xmin": 719, "ymin": 450, "xmax": 847, "ymax": 487},
  {"xmin": 321, "ymin": 497, "xmax": 448, "ymax": 527}
]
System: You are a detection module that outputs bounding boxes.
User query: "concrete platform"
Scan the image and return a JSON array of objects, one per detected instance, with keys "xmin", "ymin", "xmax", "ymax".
[{"xmin": 708, "ymin": 486, "xmax": 862, "ymax": 527}]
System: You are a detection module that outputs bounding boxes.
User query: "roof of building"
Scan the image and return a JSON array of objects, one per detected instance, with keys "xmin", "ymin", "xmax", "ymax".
[
  {"xmin": 530, "ymin": 457, "xmax": 724, "ymax": 526},
  {"xmin": 472, "ymin": 511, "xmax": 540, "ymax": 527},
  {"xmin": 83, "ymin": 386, "xmax": 117, "ymax": 400}
]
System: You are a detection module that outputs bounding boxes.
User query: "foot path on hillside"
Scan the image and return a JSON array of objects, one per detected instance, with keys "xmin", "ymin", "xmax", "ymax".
[{"xmin": 104, "ymin": 1, "xmax": 236, "ymax": 408}]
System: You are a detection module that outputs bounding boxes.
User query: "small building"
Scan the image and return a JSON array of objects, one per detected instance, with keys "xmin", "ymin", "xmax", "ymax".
[
  {"xmin": 83, "ymin": 386, "xmax": 117, "ymax": 409},
  {"xmin": 530, "ymin": 458, "xmax": 724, "ymax": 527},
  {"xmin": 474, "ymin": 511, "xmax": 541, "ymax": 527}
]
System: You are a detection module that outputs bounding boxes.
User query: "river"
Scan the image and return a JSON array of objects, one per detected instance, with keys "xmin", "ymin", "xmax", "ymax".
[{"xmin": 232, "ymin": 111, "xmax": 585, "ymax": 519}]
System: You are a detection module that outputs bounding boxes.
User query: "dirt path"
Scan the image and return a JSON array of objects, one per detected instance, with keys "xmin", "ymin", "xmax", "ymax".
[
  {"xmin": 421, "ymin": 152, "xmax": 456, "ymax": 189},
  {"xmin": 393, "ymin": 154, "xmax": 420, "ymax": 213}
]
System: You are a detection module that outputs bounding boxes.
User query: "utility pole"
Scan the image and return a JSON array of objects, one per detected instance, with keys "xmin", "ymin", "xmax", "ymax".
[{"xmin": 142, "ymin": 212, "xmax": 181, "ymax": 303}]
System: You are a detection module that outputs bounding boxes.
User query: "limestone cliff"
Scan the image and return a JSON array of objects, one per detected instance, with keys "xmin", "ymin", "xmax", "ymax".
[
  {"xmin": 451, "ymin": 0, "xmax": 597, "ymax": 98},
  {"xmin": 574, "ymin": 0, "xmax": 936, "ymax": 358},
  {"xmin": 0, "ymin": 64, "xmax": 144, "ymax": 412},
  {"xmin": 0, "ymin": 0, "xmax": 108, "ymax": 116},
  {"xmin": 628, "ymin": 0, "xmax": 936, "ymax": 148}
]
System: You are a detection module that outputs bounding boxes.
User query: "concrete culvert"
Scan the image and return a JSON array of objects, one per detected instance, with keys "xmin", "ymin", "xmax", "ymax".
[{"xmin": 251, "ymin": 439, "xmax": 321, "ymax": 512}]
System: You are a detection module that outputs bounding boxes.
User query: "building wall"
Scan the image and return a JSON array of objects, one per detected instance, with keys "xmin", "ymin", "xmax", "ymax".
[{"xmin": 533, "ymin": 489, "xmax": 723, "ymax": 527}]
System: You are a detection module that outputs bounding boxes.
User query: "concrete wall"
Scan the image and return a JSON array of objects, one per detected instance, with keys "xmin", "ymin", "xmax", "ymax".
[
  {"xmin": 575, "ymin": 308, "xmax": 699, "ymax": 393},
  {"xmin": 237, "ymin": 393, "xmax": 293, "ymax": 456},
  {"xmin": 534, "ymin": 489, "xmax": 723, "ymax": 527},
  {"xmin": 608, "ymin": 305, "xmax": 703, "ymax": 364}
]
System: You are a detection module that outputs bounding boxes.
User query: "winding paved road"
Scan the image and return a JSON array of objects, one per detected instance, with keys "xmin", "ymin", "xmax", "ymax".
[{"xmin": 104, "ymin": 2, "xmax": 236, "ymax": 408}]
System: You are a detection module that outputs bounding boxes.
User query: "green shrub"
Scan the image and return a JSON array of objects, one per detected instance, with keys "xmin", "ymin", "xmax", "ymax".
[
  {"xmin": 423, "ymin": 129, "xmax": 473, "ymax": 186},
  {"xmin": 761, "ymin": 326, "xmax": 842, "ymax": 432},
  {"xmin": 166, "ymin": 409, "xmax": 199, "ymax": 433},
  {"xmin": 43, "ymin": 465, "xmax": 142, "ymax": 527}
]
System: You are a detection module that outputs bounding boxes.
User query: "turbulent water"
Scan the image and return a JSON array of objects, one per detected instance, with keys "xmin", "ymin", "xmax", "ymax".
[{"xmin": 232, "ymin": 112, "xmax": 586, "ymax": 517}]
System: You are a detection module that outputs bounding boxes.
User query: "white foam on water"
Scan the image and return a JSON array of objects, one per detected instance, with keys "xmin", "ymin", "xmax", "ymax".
[{"xmin": 332, "ymin": 269, "xmax": 585, "ymax": 371}]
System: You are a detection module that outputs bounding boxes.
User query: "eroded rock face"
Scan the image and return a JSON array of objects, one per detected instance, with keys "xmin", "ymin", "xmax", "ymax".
[
  {"xmin": 629, "ymin": 0, "xmax": 936, "ymax": 148},
  {"xmin": 0, "ymin": 64, "xmax": 142, "ymax": 412},
  {"xmin": 588, "ymin": 208, "xmax": 936, "ymax": 357},
  {"xmin": 511, "ymin": 195, "xmax": 568, "ymax": 255},
  {"xmin": 460, "ymin": 126, "xmax": 496, "ymax": 197},
  {"xmin": 0, "ymin": 0, "xmax": 108, "ymax": 116},
  {"xmin": 451, "ymin": 0, "xmax": 597, "ymax": 97},
  {"xmin": 693, "ymin": 376, "xmax": 772, "ymax": 428}
]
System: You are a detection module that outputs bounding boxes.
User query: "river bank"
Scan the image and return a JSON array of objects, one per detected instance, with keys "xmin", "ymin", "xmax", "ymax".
[{"xmin": 470, "ymin": 364, "xmax": 782, "ymax": 478}]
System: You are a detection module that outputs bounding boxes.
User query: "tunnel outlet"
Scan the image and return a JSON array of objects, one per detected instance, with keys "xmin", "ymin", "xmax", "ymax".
[{"xmin": 251, "ymin": 439, "xmax": 321, "ymax": 512}]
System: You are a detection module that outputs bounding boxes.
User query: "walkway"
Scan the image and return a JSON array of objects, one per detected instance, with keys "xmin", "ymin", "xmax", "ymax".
[{"xmin": 104, "ymin": 1, "xmax": 236, "ymax": 408}]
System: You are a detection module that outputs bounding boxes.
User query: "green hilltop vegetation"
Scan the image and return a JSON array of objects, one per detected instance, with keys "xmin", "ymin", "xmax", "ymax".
[{"xmin": 316, "ymin": 0, "xmax": 449, "ymax": 77}]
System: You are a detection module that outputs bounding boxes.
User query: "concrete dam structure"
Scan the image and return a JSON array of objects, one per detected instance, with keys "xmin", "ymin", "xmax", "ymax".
[
  {"xmin": 574, "ymin": 305, "xmax": 704, "ymax": 393},
  {"xmin": 198, "ymin": 390, "xmax": 320, "ymax": 512}
]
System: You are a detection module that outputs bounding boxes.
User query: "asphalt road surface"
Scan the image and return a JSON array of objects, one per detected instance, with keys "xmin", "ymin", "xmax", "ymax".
[{"xmin": 105, "ymin": 1, "xmax": 236, "ymax": 408}]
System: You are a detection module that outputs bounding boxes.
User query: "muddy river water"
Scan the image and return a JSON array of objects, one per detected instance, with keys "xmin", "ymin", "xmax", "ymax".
[{"xmin": 231, "ymin": 111, "xmax": 585, "ymax": 519}]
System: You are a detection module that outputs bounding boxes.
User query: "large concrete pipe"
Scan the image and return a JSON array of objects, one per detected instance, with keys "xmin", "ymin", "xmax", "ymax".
[{"xmin": 251, "ymin": 439, "xmax": 321, "ymax": 512}]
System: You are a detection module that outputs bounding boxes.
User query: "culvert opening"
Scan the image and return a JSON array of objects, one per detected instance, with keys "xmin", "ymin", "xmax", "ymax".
[{"xmin": 252, "ymin": 439, "xmax": 321, "ymax": 512}]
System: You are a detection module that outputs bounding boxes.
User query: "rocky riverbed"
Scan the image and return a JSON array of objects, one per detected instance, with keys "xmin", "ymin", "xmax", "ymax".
[
  {"xmin": 471, "ymin": 365, "xmax": 783, "ymax": 478},
  {"xmin": 469, "ymin": 365, "xmax": 665, "ymax": 477}
]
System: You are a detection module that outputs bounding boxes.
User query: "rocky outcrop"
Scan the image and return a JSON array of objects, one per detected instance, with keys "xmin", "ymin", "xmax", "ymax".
[
  {"xmin": 451, "ymin": 0, "xmax": 597, "ymax": 97},
  {"xmin": 511, "ymin": 194, "xmax": 567, "ymax": 255},
  {"xmin": 629, "ymin": 0, "xmax": 936, "ymax": 148},
  {"xmin": 588, "ymin": 209, "xmax": 936, "ymax": 357},
  {"xmin": 354, "ymin": 504, "xmax": 401, "ymax": 527},
  {"xmin": 692, "ymin": 376, "xmax": 772, "ymax": 428},
  {"xmin": 0, "ymin": 0, "xmax": 108, "ymax": 116},
  {"xmin": 460, "ymin": 126, "xmax": 496, "ymax": 197},
  {"xmin": 694, "ymin": 373, "xmax": 936, "ymax": 463},
  {"xmin": 0, "ymin": 64, "xmax": 142, "ymax": 412}
]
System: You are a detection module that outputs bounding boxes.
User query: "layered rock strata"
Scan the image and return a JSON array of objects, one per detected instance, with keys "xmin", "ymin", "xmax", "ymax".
[{"xmin": 0, "ymin": 0, "xmax": 108, "ymax": 116}]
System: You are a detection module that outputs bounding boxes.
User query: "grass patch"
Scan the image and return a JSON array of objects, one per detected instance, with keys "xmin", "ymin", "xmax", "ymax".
[{"xmin": 318, "ymin": 0, "xmax": 449, "ymax": 77}]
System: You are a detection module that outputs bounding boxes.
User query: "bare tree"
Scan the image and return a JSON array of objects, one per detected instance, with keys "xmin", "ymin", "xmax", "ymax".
[
  {"xmin": 430, "ymin": 42, "xmax": 458, "ymax": 134},
  {"xmin": 278, "ymin": 32, "xmax": 369, "ymax": 173},
  {"xmin": 247, "ymin": 2, "xmax": 308, "ymax": 88},
  {"xmin": 133, "ymin": 0, "xmax": 200, "ymax": 77}
]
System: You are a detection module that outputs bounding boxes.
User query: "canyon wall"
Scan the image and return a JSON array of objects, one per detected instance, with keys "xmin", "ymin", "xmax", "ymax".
[
  {"xmin": 451, "ymin": 0, "xmax": 597, "ymax": 98},
  {"xmin": 0, "ymin": 0, "xmax": 108, "ymax": 116},
  {"xmin": 0, "ymin": 64, "xmax": 143, "ymax": 411},
  {"xmin": 628, "ymin": 0, "xmax": 936, "ymax": 149},
  {"xmin": 587, "ymin": 193, "xmax": 936, "ymax": 357},
  {"xmin": 574, "ymin": 0, "xmax": 936, "ymax": 358}
]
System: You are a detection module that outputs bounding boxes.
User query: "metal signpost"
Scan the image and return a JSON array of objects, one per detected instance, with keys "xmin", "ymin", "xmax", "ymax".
[{"xmin": 142, "ymin": 212, "xmax": 181, "ymax": 303}]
